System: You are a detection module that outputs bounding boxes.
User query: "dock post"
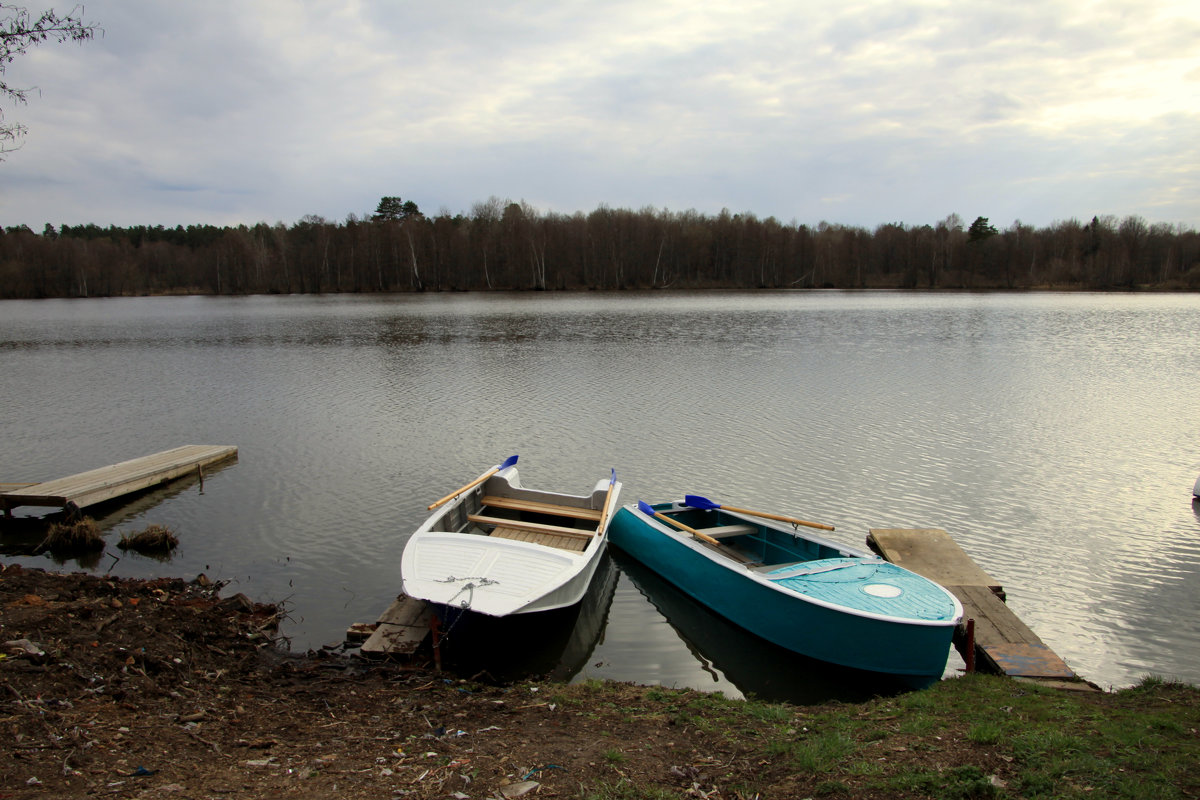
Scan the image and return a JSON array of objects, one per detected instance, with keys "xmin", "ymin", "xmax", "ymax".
[
  {"xmin": 964, "ymin": 618, "xmax": 976, "ymax": 673},
  {"xmin": 430, "ymin": 615, "xmax": 443, "ymax": 672},
  {"xmin": 196, "ymin": 464, "xmax": 205, "ymax": 491}
]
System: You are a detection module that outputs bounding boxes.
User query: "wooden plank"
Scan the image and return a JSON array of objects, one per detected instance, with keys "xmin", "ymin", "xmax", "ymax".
[
  {"xmin": 870, "ymin": 527, "xmax": 1083, "ymax": 682},
  {"xmin": 694, "ymin": 524, "xmax": 758, "ymax": 539},
  {"xmin": 951, "ymin": 584, "xmax": 1044, "ymax": 646},
  {"xmin": 360, "ymin": 594, "xmax": 433, "ymax": 656},
  {"xmin": 376, "ymin": 593, "xmax": 433, "ymax": 628},
  {"xmin": 980, "ymin": 643, "xmax": 1076, "ymax": 679},
  {"xmin": 468, "ymin": 513, "xmax": 595, "ymax": 540},
  {"xmin": 1, "ymin": 445, "xmax": 237, "ymax": 510},
  {"xmin": 491, "ymin": 526, "xmax": 589, "ymax": 552},
  {"xmin": 867, "ymin": 528, "xmax": 1001, "ymax": 591},
  {"xmin": 480, "ymin": 495, "xmax": 602, "ymax": 521}
]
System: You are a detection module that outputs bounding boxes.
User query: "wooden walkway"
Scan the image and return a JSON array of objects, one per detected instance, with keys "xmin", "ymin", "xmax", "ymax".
[
  {"xmin": 1, "ymin": 445, "xmax": 238, "ymax": 517},
  {"xmin": 868, "ymin": 528, "xmax": 1083, "ymax": 685}
]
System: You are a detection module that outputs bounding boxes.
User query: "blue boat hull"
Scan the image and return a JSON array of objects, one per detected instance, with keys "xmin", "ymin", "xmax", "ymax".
[{"xmin": 609, "ymin": 505, "xmax": 959, "ymax": 681}]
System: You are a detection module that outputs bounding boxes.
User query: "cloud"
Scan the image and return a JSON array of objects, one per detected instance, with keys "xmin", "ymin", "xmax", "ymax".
[{"xmin": 2, "ymin": 0, "xmax": 1197, "ymax": 229}]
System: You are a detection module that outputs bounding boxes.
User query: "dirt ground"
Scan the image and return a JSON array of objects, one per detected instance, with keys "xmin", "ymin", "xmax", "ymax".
[
  {"xmin": 0, "ymin": 562, "xmax": 822, "ymax": 799},
  {"xmin": 3, "ymin": 562, "xmax": 1194, "ymax": 800}
]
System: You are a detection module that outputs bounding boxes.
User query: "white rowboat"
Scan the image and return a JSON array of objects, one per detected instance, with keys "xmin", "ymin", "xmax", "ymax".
[{"xmin": 400, "ymin": 457, "xmax": 621, "ymax": 617}]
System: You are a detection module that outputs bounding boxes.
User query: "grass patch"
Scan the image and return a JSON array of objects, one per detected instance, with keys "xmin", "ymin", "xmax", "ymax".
[
  {"xmin": 532, "ymin": 673, "xmax": 1199, "ymax": 799},
  {"xmin": 966, "ymin": 720, "xmax": 1005, "ymax": 745},
  {"xmin": 582, "ymin": 781, "xmax": 676, "ymax": 800},
  {"xmin": 39, "ymin": 517, "xmax": 105, "ymax": 555},
  {"xmin": 117, "ymin": 523, "xmax": 179, "ymax": 554}
]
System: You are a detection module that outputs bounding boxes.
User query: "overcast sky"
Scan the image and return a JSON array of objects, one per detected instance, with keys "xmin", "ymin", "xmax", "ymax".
[{"xmin": 2, "ymin": 0, "xmax": 1198, "ymax": 232}]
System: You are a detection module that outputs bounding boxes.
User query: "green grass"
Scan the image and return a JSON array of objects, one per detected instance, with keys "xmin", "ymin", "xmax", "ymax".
[
  {"xmin": 558, "ymin": 673, "xmax": 1200, "ymax": 799},
  {"xmin": 602, "ymin": 748, "xmax": 627, "ymax": 764},
  {"xmin": 581, "ymin": 781, "xmax": 677, "ymax": 800}
]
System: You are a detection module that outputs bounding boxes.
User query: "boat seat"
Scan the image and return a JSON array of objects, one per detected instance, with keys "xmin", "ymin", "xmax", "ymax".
[
  {"xmin": 468, "ymin": 513, "xmax": 595, "ymax": 540},
  {"xmin": 480, "ymin": 495, "xmax": 602, "ymax": 521},
  {"xmin": 694, "ymin": 524, "xmax": 757, "ymax": 539}
]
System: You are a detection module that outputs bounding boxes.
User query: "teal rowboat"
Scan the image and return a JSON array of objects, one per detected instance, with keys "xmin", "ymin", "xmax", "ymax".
[{"xmin": 608, "ymin": 500, "xmax": 963, "ymax": 683}]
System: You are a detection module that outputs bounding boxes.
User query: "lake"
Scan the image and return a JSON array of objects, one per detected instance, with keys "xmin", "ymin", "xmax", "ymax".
[{"xmin": 2, "ymin": 291, "xmax": 1198, "ymax": 700}]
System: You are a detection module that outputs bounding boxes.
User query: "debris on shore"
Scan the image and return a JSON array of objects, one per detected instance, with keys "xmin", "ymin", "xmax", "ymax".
[{"xmin": 2, "ymin": 562, "xmax": 1197, "ymax": 799}]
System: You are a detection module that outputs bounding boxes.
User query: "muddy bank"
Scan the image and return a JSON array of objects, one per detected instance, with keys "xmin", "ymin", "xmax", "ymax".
[
  {"xmin": 0, "ymin": 563, "xmax": 797, "ymax": 798},
  {"xmin": 4, "ymin": 563, "xmax": 1199, "ymax": 799}
]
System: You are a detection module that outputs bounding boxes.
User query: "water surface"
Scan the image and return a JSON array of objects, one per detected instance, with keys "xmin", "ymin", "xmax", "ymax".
[{"xmin": 2, "ymin": 291, "xmax": 1198, "ymax": 696}]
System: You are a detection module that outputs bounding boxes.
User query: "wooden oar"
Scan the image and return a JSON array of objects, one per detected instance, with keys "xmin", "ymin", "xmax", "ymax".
[
  {"xmin": 683, "ymin": 494, "xmax": 834, "ymax": 531},
  {"xmin": 637, "ymin": 500, "xmax": 721, "ymax": 546},
  {"xmin": 594, "ymin": 469, "xmax": 619, "ymax": 533},
  {"xmin": 428, "ymin": 455, "xmax": 518, "ymax": 510}
]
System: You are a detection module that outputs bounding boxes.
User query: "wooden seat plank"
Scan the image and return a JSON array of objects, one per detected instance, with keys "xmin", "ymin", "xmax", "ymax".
[
  {"xmin": 468, "ymin": 513, "xmax": 595, "ymax": 540},
  {"xmin": 695, "ymin": 524, "xmax": 757, "ymax": 539},
  {"xmin": 480, "ymin": 495, "xmax": 602, "ymax": 521}
]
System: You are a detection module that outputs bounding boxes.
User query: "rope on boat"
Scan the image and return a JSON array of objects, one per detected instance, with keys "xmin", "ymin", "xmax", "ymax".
[
  {"xmin": 429, "ymin": 575, "xmax": 500, "ymax": 644},
  {"xmin": 434, "ymin": 575, "xmax": 499, "ymax": 608}
]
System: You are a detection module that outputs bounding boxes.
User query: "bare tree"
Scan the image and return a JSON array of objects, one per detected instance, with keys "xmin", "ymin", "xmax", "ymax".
[{"xmin": 1, "ymin": 4, "xmax": 99, "ymax": 157}]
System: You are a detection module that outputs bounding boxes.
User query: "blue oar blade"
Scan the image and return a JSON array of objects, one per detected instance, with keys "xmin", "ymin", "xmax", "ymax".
[
  {"xmin": 683, "ymin": 494, "xmax": 720, "ymax": 510},
  {"xmin": 610, "ymin": 467, "xmax": 617, "ymax": 484},
  {"xmin": 637, "ymin": 500, "xmax": 657, "ymax": 516},
  {"xmin": 499, "ymin": 454, "xmax": 518, "ymax": 469}
]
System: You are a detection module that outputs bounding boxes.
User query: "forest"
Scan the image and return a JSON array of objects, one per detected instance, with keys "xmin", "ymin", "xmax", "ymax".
[{"xmin": 2, "ymin": 198, "xmax": 1198, "ymax": 298}]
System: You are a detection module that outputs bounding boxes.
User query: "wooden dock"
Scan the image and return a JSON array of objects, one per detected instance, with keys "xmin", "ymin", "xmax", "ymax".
[
  {"xmin": 868, "ymin": 528, "xmax": 1084, "ymax": 686},
  {"xmin": 1, "ymin": 445, "xmax": 238, "ymax": 518}
]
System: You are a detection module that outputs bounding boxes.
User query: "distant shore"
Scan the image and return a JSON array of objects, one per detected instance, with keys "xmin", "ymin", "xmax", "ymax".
[
  {"xmin": 3, "ymin": 284, "xmax": 1199, "ymax": 302},
  {"xmin": 4, "ymin": 210, "xmax": 1198, "ymax": 299}
]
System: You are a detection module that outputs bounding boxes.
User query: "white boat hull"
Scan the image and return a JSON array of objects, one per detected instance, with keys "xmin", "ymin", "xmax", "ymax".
[{"xmin": 401, "ymin": 464, "xmax": 620, "ymax": 617}]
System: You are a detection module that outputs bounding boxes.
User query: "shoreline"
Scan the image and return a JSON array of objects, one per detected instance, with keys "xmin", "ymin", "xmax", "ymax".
[{"xmin": 3, "ymin": 284, "xmax": 1199, "ymax": 301}]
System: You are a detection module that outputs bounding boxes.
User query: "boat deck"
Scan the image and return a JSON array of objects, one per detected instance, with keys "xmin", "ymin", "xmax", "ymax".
[
  {"xmin": 2, "ymin": 445, "xmax": 238, "ymax": 517},
  {"xmin": 490, "ymin": 525, "xmax": 589, "ymax": 552},
  {"xmin": 868, "ymin": 528, "xmax": 1084, "ymax": 686}
]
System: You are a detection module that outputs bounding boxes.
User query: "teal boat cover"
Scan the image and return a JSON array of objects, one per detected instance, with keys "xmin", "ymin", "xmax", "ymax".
[{"xmin": 762, "ymin": 558, "xmax": 958, "ymax": 622}]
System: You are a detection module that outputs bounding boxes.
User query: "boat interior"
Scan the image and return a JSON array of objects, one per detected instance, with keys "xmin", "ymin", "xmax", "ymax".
[
  {"xmin": 658, "ymin": 506, "xmax": 857, "ymax": 569},
  {"xmin": 431, "ymin": 479, "xmax": 608, "ymax": 554}
]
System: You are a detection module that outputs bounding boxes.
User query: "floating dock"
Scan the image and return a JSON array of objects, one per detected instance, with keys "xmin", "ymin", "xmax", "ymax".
[
  {"xmin": 1, "ymin": 445, "xmax": 238, "ymax": 518},
  {"xmin": 868, "ymin": 528, "xmax": 1084, "ymax": 686}
]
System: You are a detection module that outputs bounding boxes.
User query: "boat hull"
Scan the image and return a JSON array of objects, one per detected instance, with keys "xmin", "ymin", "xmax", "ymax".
[
  {"xmin": 403, "ymin": 530, "xmax": 607, "ymax": 616},
  {"xmin": 609, "ymin": 504, "xmax": 960, "ymax": 680}
]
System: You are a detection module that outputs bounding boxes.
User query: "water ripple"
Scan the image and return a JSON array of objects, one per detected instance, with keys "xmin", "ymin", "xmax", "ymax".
[{"xmin": 3, "ymin": 292, "xmax": 1199, "ymax": 690}]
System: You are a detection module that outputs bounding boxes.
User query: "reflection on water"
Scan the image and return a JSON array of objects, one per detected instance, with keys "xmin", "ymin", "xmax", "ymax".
[
  {"xmin": 435, "ymin": 552, "xmax": 619, "ymax": 683},
  {"xmin": 2, "ymin": 292, "xmax": 1199, "ymax": 692},
  {"xmin": 607, "ymin": 551, "xmax": 921, "ymax": 704}
]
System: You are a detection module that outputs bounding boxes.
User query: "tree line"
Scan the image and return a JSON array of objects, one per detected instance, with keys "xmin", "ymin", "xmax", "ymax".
[{"xmin": 1, "ymin": 198, "xmax": 1198, "ymax": 299}]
